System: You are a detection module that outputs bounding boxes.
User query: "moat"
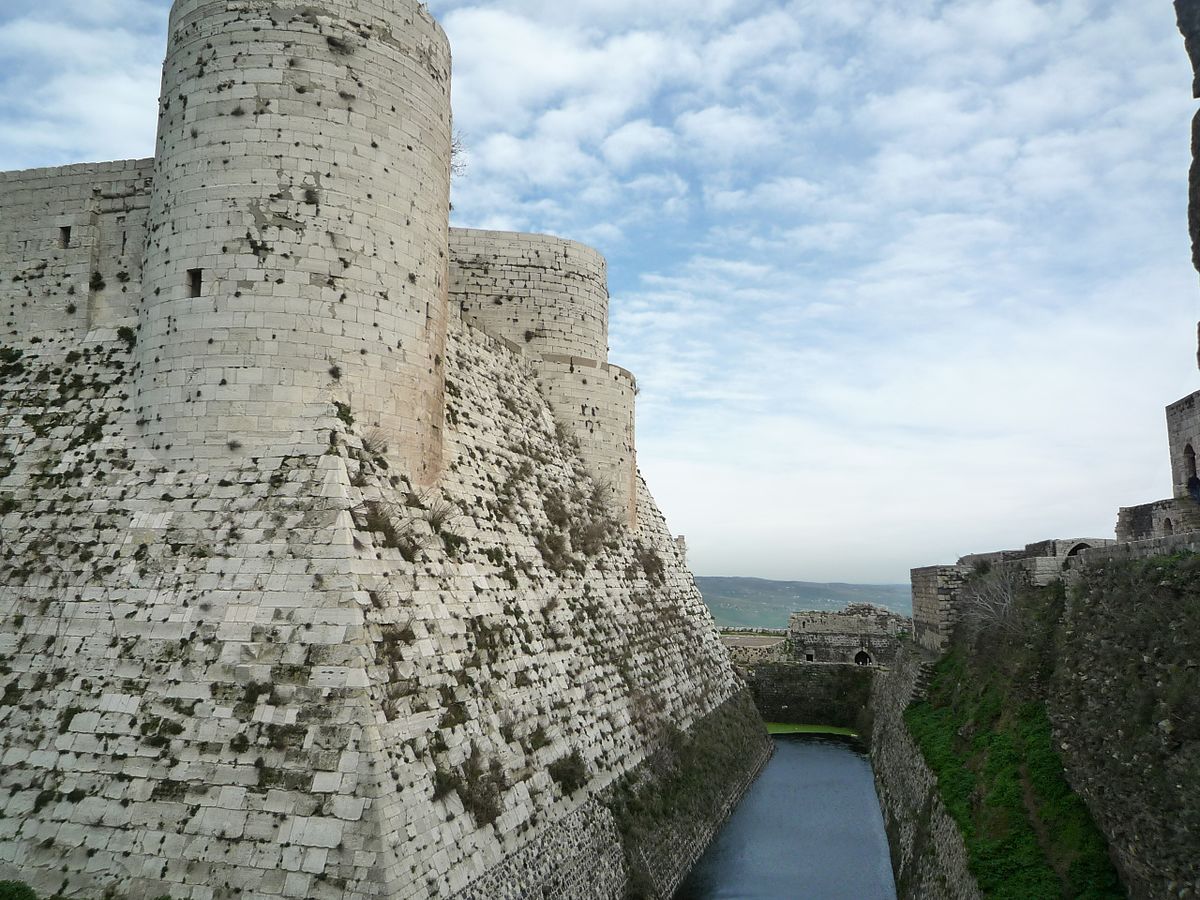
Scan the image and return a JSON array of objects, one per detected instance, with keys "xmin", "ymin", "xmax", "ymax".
[{"xmin": 677, "ymin": 734, "xmax": 896, "ymax": 899}]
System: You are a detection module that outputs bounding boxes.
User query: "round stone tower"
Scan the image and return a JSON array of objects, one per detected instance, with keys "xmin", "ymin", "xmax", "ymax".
[{"xmin": 136, "ymin": 0, "xmax": 452, "ymax": 483}]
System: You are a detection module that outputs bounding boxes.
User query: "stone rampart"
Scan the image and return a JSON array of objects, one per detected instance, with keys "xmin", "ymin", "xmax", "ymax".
[
  {"xmin": 136, "ymin": 0, "xmax": 453, "ymax": 479},
  {"xmin": 0, "ymin": 311, "xmax": 756, "ymax": 900},
  {"xmin": 910, "ymin": 566, "xmax": 968, "ymax": 654},
  {"xmin": 537, "ymin": 356, "xmax": 638, "ymax": 526},
  {"xmin": 450, "ymin": 228, "xmax": 608, "ymax": 361},
  {"xmin": 1115, "ymin": 497, "xmax": 1200, "ymax": 541},
  {"xmin": 0, "ymin": 3, "xmax": 761, "ymax": 897},
  {"xmin": 870, "ymin": 649, "xmax": 982, "ymax": 900},
  {"xmin": 0, "ymin": 159, "xmax": 153, "ymax": 338}
]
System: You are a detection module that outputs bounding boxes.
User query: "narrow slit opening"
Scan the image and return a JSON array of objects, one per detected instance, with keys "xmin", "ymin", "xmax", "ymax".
[
  {"xmin": 188, "ymin": 268, "xmax": 203, "ymax": 298},
  {"xmin": 59, "ymin": 226, "xmax": 71, "ymax": 249}
]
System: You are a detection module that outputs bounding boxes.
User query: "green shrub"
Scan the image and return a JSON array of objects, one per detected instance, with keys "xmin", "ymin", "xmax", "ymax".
[
  {"xmin": 0, "ymin": 882, "xmax": 37, "ymax": 900},
  {"xmin": 549, "ymin": 750, "xmax": 588, "ymax": 795}
]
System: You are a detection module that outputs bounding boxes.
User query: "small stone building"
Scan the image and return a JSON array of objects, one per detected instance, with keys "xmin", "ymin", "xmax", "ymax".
[
  {"xmin": 788, "ymin": 604, "xmax": 910, "ymax": 668},
  {"xmin": 1117, "ymin": 390, "xmax": 1200, "ymax": 539}
]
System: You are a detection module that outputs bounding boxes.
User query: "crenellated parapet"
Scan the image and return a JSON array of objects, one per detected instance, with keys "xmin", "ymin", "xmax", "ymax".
[
  {"xmin": 135, "ymin": 0, "xmax": 452, "ymax": 480},
  {"xmin": 450, "ymin": 228, "xmax": 639, "ymax": 525}
]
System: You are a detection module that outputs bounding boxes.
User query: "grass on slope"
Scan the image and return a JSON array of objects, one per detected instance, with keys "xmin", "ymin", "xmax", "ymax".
[{"xmin": 904, "ymin": 582, "xmax": 1122, "ymax": 900}]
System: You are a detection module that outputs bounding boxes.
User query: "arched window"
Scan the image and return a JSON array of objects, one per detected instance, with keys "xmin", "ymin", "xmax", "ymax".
[
  {"xmin": 854, "ymin": 650, "xmax": 872, "ymax": 667},
  {"xmin": 1164, "ymin": 518, "xmax": 1175, "ymax": 535},
  {"xmin": 1186, "ymin": 444, "xmax": 1197, "ymax": 480}
]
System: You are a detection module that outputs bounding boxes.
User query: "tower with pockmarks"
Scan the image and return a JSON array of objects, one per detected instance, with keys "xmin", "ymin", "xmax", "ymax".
[{"xmin": 136, "ymin": 0, "xmax": 452, "ymax": 483}]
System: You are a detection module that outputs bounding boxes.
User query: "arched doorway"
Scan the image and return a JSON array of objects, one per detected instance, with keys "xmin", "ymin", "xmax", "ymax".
[
  {"xmin": 854, "ymin": 650, "xmax": 872, "ymax": 667},
  {"xmin": 1165, "ymin": 518, "xmax": 1175, "ymax": 535}
]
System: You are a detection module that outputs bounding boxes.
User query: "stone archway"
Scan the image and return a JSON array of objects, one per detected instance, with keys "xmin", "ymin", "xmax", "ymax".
[{"xmin": 854, "ymin": 650, "xmax": 872, "ymax": 667}]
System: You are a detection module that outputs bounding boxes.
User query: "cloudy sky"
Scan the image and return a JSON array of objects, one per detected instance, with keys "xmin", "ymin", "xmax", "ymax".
[{"xmin": 0, "ymin": 0, "xmax": 1196, "ymax": 582}]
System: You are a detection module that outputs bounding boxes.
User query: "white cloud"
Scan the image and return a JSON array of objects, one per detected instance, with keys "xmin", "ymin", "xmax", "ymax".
[{"xmin": 602, "ymin": 120, "xmax": 676, "ymax": 170}]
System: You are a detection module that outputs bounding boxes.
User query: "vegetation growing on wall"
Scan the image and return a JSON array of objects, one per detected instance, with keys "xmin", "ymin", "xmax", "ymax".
[
  {"xmin": 606, "ymin": 690, "xmax": 767, "ymax": 900},
  {"xmin": 905, "ymin": 577, "xmax": 1123, "ymax": 899},
  {"xmin": 1051, "ymin": 552, "xmax": 1200, "ymax": 896},
  {"xmin": 747, "ymin": 662, "xmax": 874, "ymax": 735}
]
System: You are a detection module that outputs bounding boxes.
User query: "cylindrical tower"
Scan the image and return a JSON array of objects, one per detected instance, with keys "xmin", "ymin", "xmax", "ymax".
[
  {"xmin": 448, "ymin": 228, "xmax": 637, "ymax": 526},
  {"xmin": 136, "ymin": 0, "xmax": 452, "ymax": 483},
  {"xmin": 449, "ymin": 228, "xmax": 608, "ymax": 359}
]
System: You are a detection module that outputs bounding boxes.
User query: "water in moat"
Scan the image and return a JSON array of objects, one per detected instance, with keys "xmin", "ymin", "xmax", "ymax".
[{"xmin": 675, "ymin": 735, "xmax": 897, "ymax": 900}]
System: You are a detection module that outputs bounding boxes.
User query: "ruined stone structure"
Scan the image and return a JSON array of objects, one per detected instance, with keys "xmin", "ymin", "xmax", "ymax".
[
  {"xmin": 911, "ymin": 537, "xmax": 1110, "ymax": 653},
  {"xmin": 909, "ymin": 565, "xmax": 969, "ymax": 654},
  {"xmin": 1115, "ymin": 389, "xmax": 1200, "ymax": 539},
  {"xmin": 718, "ymin": 630, "xmax": 788, "ymax": 668},
  {"xmin": 0, "ymin": 3, "xmax": 768, "ymax": 899},
  {"xmin": 787, "ymin": 604, "xmax": 909, "ymax": 668}
]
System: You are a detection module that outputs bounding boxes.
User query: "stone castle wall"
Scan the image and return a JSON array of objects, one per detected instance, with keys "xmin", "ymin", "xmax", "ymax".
[
  {"xmin": 449, "ymin": 229, "xmax": 637, "ymax": 526},
  {"xmin": 870, "ymin": 651, "xmax": 982, "ymax": 900},
  {"xmin": 0, "ymin": 1, "xmax": 763, "ymax": 896},
  {"xmin": 0, "ymin": 159, "xmax": 153, "ymax": 338},
  {"xmin": 450, "ymin": 229, "xmax": 608, "ymax": 361},
  {"xmin": 910, "ymin": 566, "xmax": 968, "ymax": 654},
  {"xmin": 136, "ymin": 0, "xmax": 453, "ymax": 480},
  {"xmin": 537, "ymin": 356, "xmax": 638, "ymax": 527},
  {"xmin": 0, "ymin": 311, "xmax": 761, "ymax": 900}
]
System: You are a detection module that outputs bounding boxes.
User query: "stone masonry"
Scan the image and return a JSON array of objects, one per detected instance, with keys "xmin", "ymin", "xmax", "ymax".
[
  {"xmin": 910, "ymin": 566, "xmax": 968, "ymax": 654},
  {"xmin": 450, "ymin": 229, "xmax": 638, "ymax": 526},
  {"xmin": 0, "ymin": 2, "xmax": 765, "ymax": 898},
  {"xmin": 788, "ymin": 603, "xmax": 909, "ymax": 668}
]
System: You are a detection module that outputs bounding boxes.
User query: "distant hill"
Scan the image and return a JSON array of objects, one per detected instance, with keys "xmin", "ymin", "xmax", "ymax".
[{"xmin": 695, "ymin": 576, "xmax": 912, "ymax": 629}]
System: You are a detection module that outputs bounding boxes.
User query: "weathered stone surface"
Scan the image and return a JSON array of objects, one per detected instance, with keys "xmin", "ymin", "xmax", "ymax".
[
  {"xmin": 0, "ymin": 1, "xmax": 763, "ymax": 896},
  {"xmin": 788, "ymin": 603, "xmax": 909, "ymax": 667},
  {"xmin": 870, "ymin": 650, "xmax": 981, "ymax": 900},
  {"xmin": 1051, "ymin": 551, "xmax": 1200, "ymax": 899},
  {"xmin": 746, "ymin": 662, "xmax": 874, "ymax": 731}
]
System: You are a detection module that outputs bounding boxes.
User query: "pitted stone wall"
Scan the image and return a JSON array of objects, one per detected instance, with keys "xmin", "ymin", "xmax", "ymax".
[
  {"xmin": 136, "ymin": 0, "xmax": 452, "ymax": 479},
  {"xmin": 538, "ymin": 356, "xmax": 638, "ymax": 527},
  {"xmin": 0, "ymin": 159, "xmax": 153, "ymax": 339},
  {"xmin": 870, "ymin": 650, "xmax": 982, "ymax": 900},
  {"xmin": 910, "ymin": 566, "xmax": 968, "ymax": 654},
  {"xmin": 0, "ymin": 314, "xmax": 756, "ymax": 900},
  {"xmin": 450, "ymin": 229, "xmax": 608, "ymax": 361}
]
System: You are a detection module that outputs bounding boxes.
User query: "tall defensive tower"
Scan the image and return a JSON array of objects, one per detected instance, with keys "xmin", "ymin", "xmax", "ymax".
[{"xmin": 135, "ymin": 0, "xmax": 452, "ymax": 483}]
